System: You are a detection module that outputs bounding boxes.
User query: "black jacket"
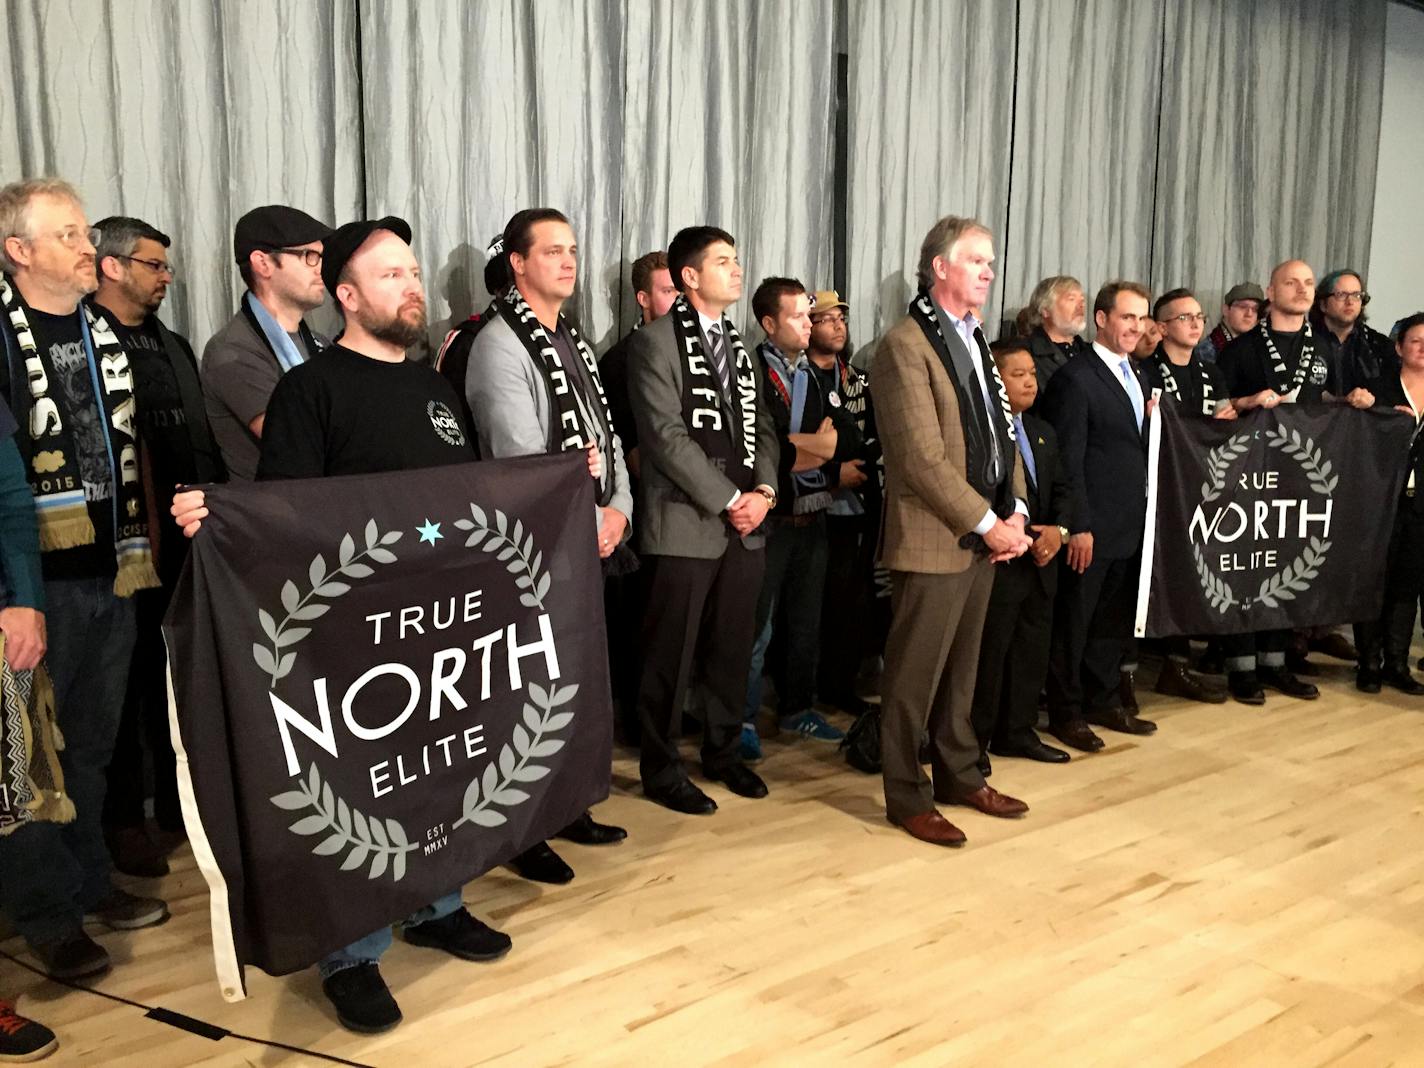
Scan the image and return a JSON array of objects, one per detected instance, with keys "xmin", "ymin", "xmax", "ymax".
[
  {"xmin": 1026, "ymin": 327, "xmax": 1090, "ymax": 405},
  {"xmin": 1367, "ymin": 370, "xmax": 1424, "ymax": 515},
  {"xmin": 1040, "ymin": 347, "xmax": 1150, "ymax": 560},
  {"xmin": 1312, "ymin": 315, "xmax": 1398, "ymax": 396},
  {"xmin": 759, "ymin": 349, "xmax": 863, "ymax": 517},
  {"xmin": 1017, "ymin": 412, "xmax": 1074, "ymax": 594}
]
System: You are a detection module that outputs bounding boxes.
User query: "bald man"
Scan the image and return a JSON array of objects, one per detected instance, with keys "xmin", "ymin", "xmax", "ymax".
[{"xmin": 1215, "ymin": 260, "xmax": 1373, "ymax": 706}]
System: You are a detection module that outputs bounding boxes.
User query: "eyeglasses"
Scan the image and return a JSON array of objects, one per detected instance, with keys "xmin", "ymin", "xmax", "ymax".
[
  {"xmin": 812, "ymin": 312, "xmax": 848, "ymax": 325},
  {"xmin": 1161, "ymin": 312, "xmax": 1208, "ymax": 325},
  {"xmin": 1228, "ymin": 301, "xmax": 1260, "ymax": 313},
  {"xmin": 269, "ymin": 247, "xmax": 323, "ymax": 268},
  {"xmin": 36, "ymin": 226, "xmax": 100, "ymax": 249},
  {"xmin": 1329, "ymin": 291, "xmax": 1370, "ymax": 305},
  {"xmin": 116, "ymin": 254, "xmax": 176, "ymax": 277}
]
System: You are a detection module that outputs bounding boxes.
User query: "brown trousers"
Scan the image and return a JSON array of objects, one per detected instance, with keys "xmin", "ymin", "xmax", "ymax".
[{"xmin": 879, "ymin": 563, "xmax": 994, "ymax": 821}]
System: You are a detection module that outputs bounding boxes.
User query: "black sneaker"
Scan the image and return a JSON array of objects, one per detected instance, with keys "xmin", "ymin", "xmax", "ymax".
[
  {"xmin": 30, "ymin": 931, "xmax": 109, "ymax": 980},
  {"xmin": 402, "ymin": 907, "xmax": 512, "ymax": 962},
  {"xmin": 83, "ymin": 888, "xmax": 169, "ymax": 930},
  {"xmin": 321, "ymin": 963, "xmax": 402, "ymax": 1034},
  {"xmin": 0, "ymin": 999, "xmax": 58, "ymax": 1062}
]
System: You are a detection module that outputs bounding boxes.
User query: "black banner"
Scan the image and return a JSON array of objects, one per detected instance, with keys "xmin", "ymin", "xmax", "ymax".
[
  {"xmin": 1137, "ymin": 405, "xmax": 1414, "ymax": 638},
  {"xmin": 164, "ymin": 453, "xmax": 611, "ymax": 998}
]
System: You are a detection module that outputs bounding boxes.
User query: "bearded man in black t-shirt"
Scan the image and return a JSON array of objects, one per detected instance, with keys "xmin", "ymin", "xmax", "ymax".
[
  {"xmin": 173, "ymin": 218, "xmax": 511, "ymax": 1036},
  {"xmin": 1217, "ymin": 259, "xmax": 1375, "ymax": 706}
]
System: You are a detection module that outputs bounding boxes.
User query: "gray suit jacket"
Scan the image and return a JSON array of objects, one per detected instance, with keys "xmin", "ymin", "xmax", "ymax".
[
  {"xmin": 465, "ymin": 314, "xmax": 634, "ymax": 531},
  {"xmin": 626, "ymin": 313, "xmax": 779, "ymax": 558}
]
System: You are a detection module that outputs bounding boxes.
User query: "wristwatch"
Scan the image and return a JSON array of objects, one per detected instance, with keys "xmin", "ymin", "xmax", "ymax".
[
  {"xmin": 1058, "ymin": 525, "xmax": 1070, "ymax": 540},
  {"xmin": 755, "ymin": 486, "xmax": 778, "ymax": 509}
]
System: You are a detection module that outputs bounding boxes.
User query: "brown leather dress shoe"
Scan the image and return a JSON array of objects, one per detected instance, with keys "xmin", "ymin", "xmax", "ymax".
[
  {"xmin": 1050, "ymin": 719, "xmax": 1105, "ymax": 752},
  {"xmin": 890, "ymin": 810, "xmax": 967, "ymax": 847},
  {"xmin": 946, "ymin": 784, "xmax": 1029, "ymax": 818},
  {"xmin": 1084, "ymin": 706, "xmax": 1157, "ymax": 735}
]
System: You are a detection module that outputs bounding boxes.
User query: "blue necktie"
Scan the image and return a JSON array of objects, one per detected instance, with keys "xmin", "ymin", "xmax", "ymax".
[
  {"xmin": 1013, "ymin": 415, "xmax": 1037, "ymax": 487},
  {"xmin": 1119, "ymin": 358, "xmax": 1144, "ymax": 430}
]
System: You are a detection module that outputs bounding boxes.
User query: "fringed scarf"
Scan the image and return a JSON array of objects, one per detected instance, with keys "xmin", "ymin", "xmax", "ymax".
[
  {"xmin": 0, "ymin": 650, "xmax": 73, "ymax": 836},
  {"xmin": 1, "ymin": 276, "xmax": 159, "ymax": 597}
]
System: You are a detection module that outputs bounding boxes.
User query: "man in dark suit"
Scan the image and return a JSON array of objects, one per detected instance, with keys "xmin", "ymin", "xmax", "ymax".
[
  {"xmin": 625, "ymin": 226, "xmax": 780, "ymax": 815},
  {"xmin": 1041, "ymin": 281, "xmax": 1158, "ymax": 752},
  {"xmin": 971, "ymin": 340, "xmax": 1074, "ymax": 769},
  {"xmin": 874, "ymin": 215, "xmax": 1034, "ymax": 848}
]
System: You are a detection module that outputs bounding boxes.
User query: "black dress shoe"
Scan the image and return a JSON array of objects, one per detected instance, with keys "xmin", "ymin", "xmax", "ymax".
[
  {"xmin": 1356, "ymin": 667, "xmax": 1383, "ymax": 694},
  {"xmin": 1049, "ymin": 719, "xmax": 1104, "ymax": 752},
  {"xmin": 1155, "ymin": 659, "xmax": 1228, "ymax": 704},
  {"xmin": 1257, "ymin": 666, "xmax": 1319, "ymax": 699},
  {"xmin": 645, "ymin": 778, "xmax": 717, "ymax": 815},
  {"xmin": 508, "ymin": 841, "xmax": 574, "ymax": 884},
  {"xmin": 1382, "ymin": 665, "xmax": 1424, "ymax": 695},
  {"xmin": 1084, "ymin": 706, "xmax": 1157, "ymax": 735},
  {"xmin": 1228, "ymin": 670, "xmax": 1266, "ymax": 705},
  {"xmin": 322, "ymin": 963, "xmax": 402, "ymax": 1034},
  {"xmin": 990, "ymin": 740, "xmax": 1070, "ymax": 764},
  {"xmin": 704, "ymin": 761, "xmax": 769, "ymax": 799},
  {"xmin": 403, "ymin": 907, "xmax": 512, "ymax": 961},
  {"xmin": 555, "ymin": 811, "xmax": 628, "ymax": 845},
  {"xmin": 1285, "ymin": 651, "xmax": 1320, "ymax": 677}
]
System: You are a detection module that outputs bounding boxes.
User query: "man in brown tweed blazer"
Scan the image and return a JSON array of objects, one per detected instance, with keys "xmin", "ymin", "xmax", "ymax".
[{"xmin": 874, "ymin": 216, "xmax": 1034, "ymax": 847}]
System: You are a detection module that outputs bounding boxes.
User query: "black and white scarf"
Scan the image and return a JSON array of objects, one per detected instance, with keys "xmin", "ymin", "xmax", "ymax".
[
  {"xmin": 668, "ymin": 294, "xmax": 759, "ymax": 490},
  {"xmin": 1153, "ymin": 349, "xmax": 1217, "ymax": 416},
  {"xmin": 907, "ymin": 291, "xmax": 1016, "ymax": 503},
  {"xmin": 495, "ymin": 285, "xmax": 617, "ymax": 508},
  {"xmin": 0, "ymin": 275, "xmax": 159, "ymax": 597},
  {"xmin": 1260, "ymin": 318, "xmax": 1320, "ymax": 397}
]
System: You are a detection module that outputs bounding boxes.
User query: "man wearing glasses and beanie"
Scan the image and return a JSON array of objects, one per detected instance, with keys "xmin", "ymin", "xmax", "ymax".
[{"xmin": 201, "ymin": 205, "xmax": 332, "ymax": 480}]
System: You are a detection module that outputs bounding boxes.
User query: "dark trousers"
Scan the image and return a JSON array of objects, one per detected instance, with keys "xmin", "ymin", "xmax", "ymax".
[
  {"xmin": 818, "ymin": 512, "xmax": 876, "ymax": 704},
  {"xmin": 103, "ymin": 585, "xmax": 181, "ymax": 831},
  {"xmin": 745, "ymin": 515, "xmax": 827, "ymax": 721},
  {"xmin": 1221, "ymin": 629, "xmax": 1291, "ymax": 672},
  {"xmin": 603, "ymin": 567, "xmax": 645, "ymax": 742},
  {"xmin": 879, "ymin": 564, "xmax": 994, "ymax": 821},
  {"xmin": 636, "ymin": 540, "xmax": 765, "ymax": 788},
  {"xmin": 0, "ymin": 577, "xmax": 135, "ymax": 944},
  {"xmin": 971, "ymin": 560, "xmax": 1054, "ymax": 752},
  {"xmin": 1356, "ymin": 503, "xmax": 1424, "ymax": 668},
  {"xmin": 1046, "ymin": 553, "xmax": 1138, "ymax": 725}
]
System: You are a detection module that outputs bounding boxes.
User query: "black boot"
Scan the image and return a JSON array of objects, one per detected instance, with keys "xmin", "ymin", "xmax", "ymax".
[{"xmin": 1382, "ymin": 659, "xmax": 1424, "ymax": 695}]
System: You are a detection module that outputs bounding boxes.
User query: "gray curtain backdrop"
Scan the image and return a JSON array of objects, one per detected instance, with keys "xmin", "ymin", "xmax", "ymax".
[
  {"xmin": 0, "ymin": 0, "xmax": 1390, "ymax": 354},
  {"xmin": 1152, "ymin": 0, "xmax": 1387, "ymax": 313},
  {"xmin": 998, "ymin": 0, "xmax": 1167, "ymax": 331},
  {"xmin": 845, "ymin": 0, "xmax": 1017, "ymax": 349},
  {"xmin": 0, "ymin": 0, "xmax": 361, "ymax": 346},
  {"xmin": 620, "ymin": 0, "xmax": 835, "ymax": 342}
]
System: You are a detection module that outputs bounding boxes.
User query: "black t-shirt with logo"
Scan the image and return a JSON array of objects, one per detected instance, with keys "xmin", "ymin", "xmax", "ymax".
[
  {"xmin": 257, "ymin": 344, "xmax": 475, "ymax": 480},
  {"xmin": 1218, "ymin": 326, "xmax": 1330, "ymax": 405},
  {"xmin": 0, "ymin": 304, "xmax": 116, "ymax": 577}
]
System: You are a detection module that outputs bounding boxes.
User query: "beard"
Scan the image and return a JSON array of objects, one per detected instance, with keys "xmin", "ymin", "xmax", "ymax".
[
  {"xmin": 365, "ymin": 302, "xmax": 427, "ymax": 348},
  {"xmin": 1051, "ymin": 311, "xmax": 1086, "ymax": 336}
]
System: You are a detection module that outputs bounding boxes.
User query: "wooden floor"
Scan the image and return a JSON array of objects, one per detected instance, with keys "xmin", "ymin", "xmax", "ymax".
[{"xmin": 7, "ymin": 655, "xmax": 1424, "ymax": 1067}]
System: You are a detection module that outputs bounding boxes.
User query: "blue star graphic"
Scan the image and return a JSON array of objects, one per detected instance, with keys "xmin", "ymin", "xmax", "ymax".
[{"xmin": 416, "ymin": 519, "xmax": 443, "ymax": 546}]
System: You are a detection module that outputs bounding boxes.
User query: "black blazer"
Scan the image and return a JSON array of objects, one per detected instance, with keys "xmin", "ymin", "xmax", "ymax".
[
  {"xmin": 1039, "ymin": 348, "xmax": 1150, "ymax": 560},
  {"xmin": 1368, "ymin": 371, "xmax": 1424, "ymax": 515},
  {"xmin": 1017, "ymin": 413, "xmax": 1074, "ymax": 595}
]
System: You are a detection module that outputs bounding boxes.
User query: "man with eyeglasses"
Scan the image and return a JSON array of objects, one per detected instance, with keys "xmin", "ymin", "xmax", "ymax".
[
  {"xmin": 90, "ymin": 217, "xmax": 225, "ymax": 880},
  {"xmin": 1311, "ymin": 269, "xmax": 1397, "ymax": 396},
  {"xmin": 1200, "ymin": 282, "xmax": 1264, "ymax": 363},
  {"xmin": 202, "ymin": 205, "xmax": 332, "ymax": 480},
  {"xmin": 0, "ymin": 177, "xmax": 168, "ymax": 982}
]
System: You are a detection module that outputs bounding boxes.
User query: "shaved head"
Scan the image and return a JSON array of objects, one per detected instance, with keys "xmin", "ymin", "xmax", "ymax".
[
  {"xmin": 1269, "ymin": 259, "xmax": 1312, "ymax": 287},
  {"xmin": 1266, "ymin": 259, "xmax": 1315, "ymax": 319}
]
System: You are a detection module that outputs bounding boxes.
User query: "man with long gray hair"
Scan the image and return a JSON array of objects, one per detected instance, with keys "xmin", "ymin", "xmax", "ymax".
[{"xmin": 1017, "ymin": 275, "xmax": 1090, "ymax": 393}]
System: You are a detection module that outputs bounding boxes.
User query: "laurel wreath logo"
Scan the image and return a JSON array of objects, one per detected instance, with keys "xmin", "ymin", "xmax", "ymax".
[
  {"xmin": 253, "ymin": 520, "xmax": 403, "ymax": 686},
  {"xmin": 270, "ymin": 762, "xmax": 419, "ymax": 882},
  {"xmin": 1194, "ymin": 427, "xmax": 1334, "ymax": 613},
  {"xmin": 262, "ymin": 506, "xmax": 573, "ymax": 882}
]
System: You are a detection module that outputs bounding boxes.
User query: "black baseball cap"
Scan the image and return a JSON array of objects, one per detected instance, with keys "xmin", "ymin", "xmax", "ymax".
[
  {"xmin": 320, "ymin": 216, "xmax": 414, "ymax": 297},
  {"xmin": 233, "ymin": 205, "xmax": 332, "ymax": 265}
]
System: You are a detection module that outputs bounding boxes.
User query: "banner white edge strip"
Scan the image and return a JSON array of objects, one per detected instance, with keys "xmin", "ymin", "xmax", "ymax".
[
  {"xmin": 165, "ymin": 637, "xmax": 247, "ymax": 1002},
  {"xmin": 1134, "ymin": 402, "xmax": 1164, "ymax": 637}
]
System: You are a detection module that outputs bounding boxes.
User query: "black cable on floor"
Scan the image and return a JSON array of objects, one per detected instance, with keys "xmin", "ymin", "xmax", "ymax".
[{"xmin": 0, "ymin": 947, "xmax": 373, "ymax": 1068}]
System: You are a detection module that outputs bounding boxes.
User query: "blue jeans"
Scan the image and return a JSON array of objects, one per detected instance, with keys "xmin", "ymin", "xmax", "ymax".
[
  {"xmin": 0, "ymin": 576, "xmax": 136, "ymax": 945},
  {"xmin": 317, "ymin": 890, "xmax": 463, "ymax": 979}
]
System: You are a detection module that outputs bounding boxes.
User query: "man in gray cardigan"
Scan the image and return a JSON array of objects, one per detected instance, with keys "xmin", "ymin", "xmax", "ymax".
[{"xmin": 465, "ymin": 208, "xmax": 630, "ymax": 883}]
